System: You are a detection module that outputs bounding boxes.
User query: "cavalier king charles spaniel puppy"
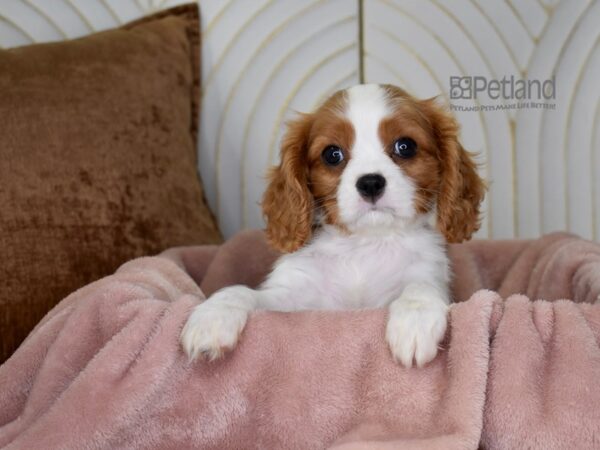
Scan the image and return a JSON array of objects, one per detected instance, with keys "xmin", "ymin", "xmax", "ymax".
[{"xmin": 181, "ymin": 84, "xmax": 485, "ymax": 367}]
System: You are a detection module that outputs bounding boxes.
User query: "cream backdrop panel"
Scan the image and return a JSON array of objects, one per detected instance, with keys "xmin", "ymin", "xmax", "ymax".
[{"xmin": 1, "ymin": 0, "xmax": 598, "ymax": 240}]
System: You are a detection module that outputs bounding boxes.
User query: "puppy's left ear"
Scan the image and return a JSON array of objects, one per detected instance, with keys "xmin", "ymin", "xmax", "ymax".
[{"xmin": 422, "ymin": 99, "xmax": 486, "ymax": 243}]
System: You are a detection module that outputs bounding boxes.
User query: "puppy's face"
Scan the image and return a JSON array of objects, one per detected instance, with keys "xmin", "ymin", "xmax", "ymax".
[{"xmin": 263, "ymin": 84, "xmax": 485, "ymax": 253}]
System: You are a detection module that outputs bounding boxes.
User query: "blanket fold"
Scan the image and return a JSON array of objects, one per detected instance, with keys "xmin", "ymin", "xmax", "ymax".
[{"xmin": 1, "ymin": 230, "xmax": 599, "ymax": 449}]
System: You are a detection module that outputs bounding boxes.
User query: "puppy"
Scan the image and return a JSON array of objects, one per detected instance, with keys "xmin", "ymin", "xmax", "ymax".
[{"xmin": 181, "ymin": 84, "xmax": 485, "ymax": 367}]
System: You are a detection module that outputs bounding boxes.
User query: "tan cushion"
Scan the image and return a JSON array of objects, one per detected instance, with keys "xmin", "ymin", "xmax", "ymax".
[{"xmin": 0, "ymin": 4, "xmax": 222, "ymax": 363}]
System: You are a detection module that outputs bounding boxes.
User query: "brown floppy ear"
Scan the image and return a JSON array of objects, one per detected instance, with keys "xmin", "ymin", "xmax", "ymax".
[
  {"xmin": 261, "ymin": 114, "xmax": 314, "ymax": 253},
  {"xmin": 422, "ymin": 99, "xmax": 486, "ymax": 243}
]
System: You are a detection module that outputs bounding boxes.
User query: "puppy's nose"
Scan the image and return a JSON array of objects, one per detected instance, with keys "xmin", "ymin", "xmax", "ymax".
[{"xmin": 356, "ymin": 173, "xmax": 386, "ymax": 202}]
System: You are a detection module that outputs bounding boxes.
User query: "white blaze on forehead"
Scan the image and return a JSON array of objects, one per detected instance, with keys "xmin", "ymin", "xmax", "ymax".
[
  {"xmin": 346, "ymin": 84, "xmax": 389, "ymax": 116},
  {"xmin": 345, "ymin": 84, "xmax": 391, "ymax": 171}
]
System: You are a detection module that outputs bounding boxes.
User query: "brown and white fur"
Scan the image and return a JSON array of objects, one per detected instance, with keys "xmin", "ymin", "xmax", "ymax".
[{"xmin": 181, "ymin": 84, "xmax": 485, "ymax": 367}]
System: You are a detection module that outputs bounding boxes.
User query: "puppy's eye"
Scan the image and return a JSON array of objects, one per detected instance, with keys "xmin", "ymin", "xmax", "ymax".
[
  {"xmin": 321, "ymin": 146, "xmax": 345, "ymax": 166},
  {"xmin": 393, "ymin": 137, "xmax": 417, "ymax": 159}
]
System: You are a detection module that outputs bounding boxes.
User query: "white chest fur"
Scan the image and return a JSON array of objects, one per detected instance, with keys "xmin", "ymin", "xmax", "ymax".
[{"xmin": 260, "ymin": 224, "xmax": 450, "ymax": 311}]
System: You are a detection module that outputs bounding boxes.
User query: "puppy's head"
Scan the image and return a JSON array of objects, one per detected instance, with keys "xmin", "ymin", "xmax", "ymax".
[{"xmin": 262, "ymin": 84, "xmax": 486, "ymax": 253}]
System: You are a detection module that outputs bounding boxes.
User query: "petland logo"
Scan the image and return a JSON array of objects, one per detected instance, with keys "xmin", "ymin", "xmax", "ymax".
[{"xmin": 449, "ymin": 75, "xmax": 556, "ymax": 112}]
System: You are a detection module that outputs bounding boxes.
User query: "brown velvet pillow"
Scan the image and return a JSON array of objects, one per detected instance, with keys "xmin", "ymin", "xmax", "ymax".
[{"xmin": 0, "ymin": 4, "xmax": 222, "ymax": 363}]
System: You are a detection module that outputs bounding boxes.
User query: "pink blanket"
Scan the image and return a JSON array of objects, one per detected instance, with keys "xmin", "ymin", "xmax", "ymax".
[{"xmin": 1, "ymin": 231, "xmax": 599, "ymax": 449}]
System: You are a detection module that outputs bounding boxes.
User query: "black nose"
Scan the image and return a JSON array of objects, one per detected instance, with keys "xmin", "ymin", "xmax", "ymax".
[{"xmin": 355, "ymin": 173, "xmax": 386, "ymax": 202}]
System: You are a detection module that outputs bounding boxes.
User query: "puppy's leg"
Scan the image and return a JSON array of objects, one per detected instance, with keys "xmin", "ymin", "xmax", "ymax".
[
  {"xmin": 181, "ymin": 285, "xmax": 258, "ymax": 361},
  {"xmin": 386, "ymin": 282, "xmax": 449, "ymax": 367},
  {"xmin": 180, "ymin": 256, "xmax": 309, "ymax": 361}
]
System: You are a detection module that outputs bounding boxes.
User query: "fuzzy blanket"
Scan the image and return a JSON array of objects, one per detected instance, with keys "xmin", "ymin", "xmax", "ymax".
[{"xmin": 1, "ymin": 231, "xmax": 599, "ymax": 449}]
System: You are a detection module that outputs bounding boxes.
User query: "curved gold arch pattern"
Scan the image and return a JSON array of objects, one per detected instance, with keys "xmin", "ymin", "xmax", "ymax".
[
  {"xmin": 238, "ymin": 14, "xmax": 357, "ymax": 227},
  {"xmin": 198, "ymin": 0, "xmax": 359, "ymax": 235},
  {"xmin": 210, "ymin": 0, "xmax": 340, "ymax": 219}
]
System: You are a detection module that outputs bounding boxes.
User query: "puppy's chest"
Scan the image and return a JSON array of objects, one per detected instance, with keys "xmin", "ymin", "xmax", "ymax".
[{"xmin": 319, "ymin": 243, "xmax": 420, "ymax": 308}]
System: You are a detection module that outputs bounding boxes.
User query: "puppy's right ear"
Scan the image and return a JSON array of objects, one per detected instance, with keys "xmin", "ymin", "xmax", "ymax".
[{"xmin": 262, "ymin": 113, "xmax": 314, "ymax": 253}]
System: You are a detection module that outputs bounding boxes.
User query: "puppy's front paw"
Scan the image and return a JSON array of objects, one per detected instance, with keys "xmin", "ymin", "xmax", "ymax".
[
  {"xmin": 180, "ymin": 287, "xmax": 253, "ymax": 361},
  {"xmin": 386, "ymin": 285, "xmax": 448, "ymax": 368}
]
